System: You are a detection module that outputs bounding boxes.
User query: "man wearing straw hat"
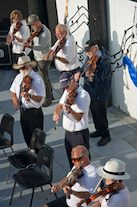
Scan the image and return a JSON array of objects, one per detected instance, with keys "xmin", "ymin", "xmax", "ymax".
[
  {"xmin": 10, "ymin": 55, "xmax": 45, "ymax": 147},
  {"xmin": 76, "ymin": 158, "xmax": 130, "ymax": 207}
]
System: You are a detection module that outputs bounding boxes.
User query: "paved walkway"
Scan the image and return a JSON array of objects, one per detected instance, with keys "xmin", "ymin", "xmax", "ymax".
[{"xmin": 0, "ymin": 66, "xmax": 137, "ymax": 207}]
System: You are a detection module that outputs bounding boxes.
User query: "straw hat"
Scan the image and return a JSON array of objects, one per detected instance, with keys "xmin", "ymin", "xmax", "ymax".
[
  {"xmin": 96, "ymin": 158, "xmax": 130, "ymax": 180},
  {"xmin": 12, "ymin": 55, "xmax": 37, "ymax": 70}
]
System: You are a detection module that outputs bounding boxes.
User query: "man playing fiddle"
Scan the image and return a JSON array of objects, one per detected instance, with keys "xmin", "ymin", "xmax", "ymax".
[
  {"xmin": 76, "ymin": 158, "xmax": 130, "ymax": 207},
  {"xmin": 53, "ymin": 72, "xmax": 90, "ymax": 168},
  {"xmin": 75, "ymin": 40, "xmax": 112, "ymax": 146},
  {"xmin": 6, "ymin": 9, "xmax": 31, "ymax": 64},
  {"xmin": 43, "ymin": 145, "xmax": 101, "ymax": 207},
  {"xmin": 10, "ymin": 55, "xmax": 45, "ymax": 147},
  {"xmin": 44, "ymin": 24, "xmax": 80, "ymax": 75},
  {"xmin": 22, "ymin": 14, "xmax": 53, "ymax": 107}
]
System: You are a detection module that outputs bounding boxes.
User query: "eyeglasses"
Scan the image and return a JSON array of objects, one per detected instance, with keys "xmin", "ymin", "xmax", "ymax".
[
  {"xmin": 55, "ymin": 32, "xmax": 63, "ymax": 37},
  {"xmin": 71, "ymin": 155, "xmax": 84, "ymax": 162}
]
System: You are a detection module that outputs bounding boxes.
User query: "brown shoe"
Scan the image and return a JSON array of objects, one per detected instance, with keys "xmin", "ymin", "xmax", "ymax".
[{"xmin": 42, "ymin": 99, "xmax": 52, "ymax": 107}]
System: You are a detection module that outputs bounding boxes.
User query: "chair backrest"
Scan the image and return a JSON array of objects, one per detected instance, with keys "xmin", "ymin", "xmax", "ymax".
[
  {"xmin": 0, "ymin": 114, "xmax": 14, "ymax": 145},
  {"xmin": 29, "ymin": 128, "xmax": 46, "ymax": 154},
  {"xmin": 36, "ymin": 144, "xmax": 54, "ymax": 177}
]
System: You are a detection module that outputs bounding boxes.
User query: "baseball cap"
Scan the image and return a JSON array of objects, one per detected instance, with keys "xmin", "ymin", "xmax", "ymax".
[
  {"xmin": 84, "ymin": 40, "xmax": 97, "ymax": 52},
  {"xmin": 27, "ymin": 14, "xmax": 39, "ymax": 25},
  {"xmin": 59, "ymin": 72, "xmax": 73, "ymax": 89}
]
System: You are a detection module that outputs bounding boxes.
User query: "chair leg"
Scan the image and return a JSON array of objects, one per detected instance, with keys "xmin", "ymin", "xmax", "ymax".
[
  {"xmin": 40, "ymin": 186, "xmax": 44, "ymax": 192},
  {"xmin": 30, "ymin": 188, "xmax": 35, "ymax": 207},
  {"xmin": 20, "ymin": 188, "xmax": 23, "ymax": 199},
  {"xmin": 9, "ymin": 181, "xmax": 16, "ymax": 205},
  {"xmin": 6, "ymin": 163, "xmax": 11, "ymax": 184},
  {"xmin": 3, "ymin": 149, "xmax": 7, "ymax": 157},
  {"xmin": 10, "ymin": 146, "xmax": 14, "ymax": 153}
]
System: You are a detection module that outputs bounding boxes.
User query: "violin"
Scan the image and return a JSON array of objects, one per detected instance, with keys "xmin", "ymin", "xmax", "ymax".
[
  {"xmin": 22, "ymin": 28, "xmax": 41, "ymax": 51},
  {"xmin": 87, "ymin": 55, "xmax": 99, "ymax": 82},
  {"xmin": 46, "ymin": 161, "xmax": 84, "ymax": 200},
  {"xmin": 52, "ymin": 38, "xmax": 66, "ymax": 63},
  {"xmin": 10, "ymin": 21, "xmax": 22, "ymax": 42},
  {"xmin": 65, "ymin": 90, "xmax": 78, "ymax": 105},
  {"xmin": 13, "ymin": 21, "xmax": 22, "ymax": 35},
  {"xmin": 80, "ymin": 45, "xmax": 99, "ymax": 82},
  {"xmin": 77, "ymin": 182, "xmax": 118, "ymax": 207},
  {"xmin": 21, "ymin": 76, "xmax": 32, "ymax": 102}
]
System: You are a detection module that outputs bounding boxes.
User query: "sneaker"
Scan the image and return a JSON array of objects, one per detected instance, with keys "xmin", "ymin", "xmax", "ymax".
[
  {"xmin": 42, "ymin": 99, "xmax": 52, "ymax": 107},
  {"xmin": 89, "ymin": 131, "xmax": 100, "ymax": 138},
  {"xmin": 97, "ymin": 136, "xmax": 111, "ymax": 146}
]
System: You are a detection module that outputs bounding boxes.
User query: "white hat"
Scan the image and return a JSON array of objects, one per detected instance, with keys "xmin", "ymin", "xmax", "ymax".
[
  {"xmin": 96, "ymin": 158, "xmax": 130, "ymax": 180},
  {"xmin": 12, "ymin": 56, "xmax": 37, "ymax": 70}
]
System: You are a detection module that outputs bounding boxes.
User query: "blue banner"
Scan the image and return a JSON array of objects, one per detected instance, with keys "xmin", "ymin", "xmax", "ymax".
[{"xmin": 123, "ymin": 56, "xmax": 137, "ymax": 87}]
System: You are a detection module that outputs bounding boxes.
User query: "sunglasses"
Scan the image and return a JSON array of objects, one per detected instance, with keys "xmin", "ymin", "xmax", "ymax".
[
  {"xmin": 20, "ymin": 66, "xmax": 27, "ymax": 70},
  {"xmin": 71, "ymin": 155, "xmax": 84, "ymax": 162}
]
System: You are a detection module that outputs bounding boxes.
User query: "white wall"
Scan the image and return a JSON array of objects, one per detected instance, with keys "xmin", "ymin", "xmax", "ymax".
[
  {"xmin": 55, "ymin": 0, "xmax": 137, "ymax": 120},
  {"xmin": 56, "ymin": 0, "xmax": 89, "ymax": 66},
  {"xmin": 107, "ymin": 0, "xmax": 137, "ymax": 119}
]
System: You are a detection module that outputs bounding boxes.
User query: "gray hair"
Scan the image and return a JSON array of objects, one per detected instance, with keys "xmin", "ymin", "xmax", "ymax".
[{"xmin": 56, "ymin": 24, "xmax": 68, "ymax": 33}]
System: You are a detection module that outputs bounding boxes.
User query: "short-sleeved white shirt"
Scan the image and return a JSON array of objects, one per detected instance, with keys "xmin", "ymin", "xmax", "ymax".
[
  {"xmin": 60, "ymin": 84, "xmax": 90, "ymax": 131},
  {"xmin": 51, "ymin": 34, "xmax": 79, "ymax": 72},
  {"xmin": 101, "ymin": 185, "xmax": 130, "ymax": 207},
  {"xmin": 9, "ymin": 20, "xmax": 31, "ymax": 55},
  {"xmin": 10, "ymin": 70, "xmax": 46, "ymax": 109},
  {"xmin": 66, "ymin": 162, "xmax": 101, "ymax": 207}
]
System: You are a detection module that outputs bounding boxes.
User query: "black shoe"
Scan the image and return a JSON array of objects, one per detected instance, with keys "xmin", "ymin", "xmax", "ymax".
[
  {"xmin": 51, "ymin": 94, "xmax": 54, "ymax": 100},
  {"xmin": 90, "ymin": 131, "xmax": 100, "ymax": 138},
  {"xmin": 97, "ymin": 136, "xmax": 111, "ymax": 146}
]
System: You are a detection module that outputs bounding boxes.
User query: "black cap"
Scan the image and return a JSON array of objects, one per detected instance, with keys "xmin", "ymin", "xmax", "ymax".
[{"xmin": 84, "ymin": 40, "xmax": 97, "ymax": 52}]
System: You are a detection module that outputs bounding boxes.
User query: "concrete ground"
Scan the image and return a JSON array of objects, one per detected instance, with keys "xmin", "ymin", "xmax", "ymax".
[{"xmin": 0, "ymin": 65, "xmax": 137, "ymax": 207}]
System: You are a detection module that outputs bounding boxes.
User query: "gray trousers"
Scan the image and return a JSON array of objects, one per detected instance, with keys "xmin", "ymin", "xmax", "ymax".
[{"xmin": 37, "ymin": 60, "xmax": 53, "ymax": 100}]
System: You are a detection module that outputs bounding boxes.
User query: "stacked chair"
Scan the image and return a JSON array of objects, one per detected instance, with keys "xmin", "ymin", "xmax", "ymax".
[
  {"xmin": 6, "ymin": 128, "xmax": 46, "ymax": 184},
  {"xmin": 9, "ymin": 144, "xmax": 57, "ymax": 207},
  {"xmin": 0, "ymin": 114, "xmax": 14, "ymax": 157}
]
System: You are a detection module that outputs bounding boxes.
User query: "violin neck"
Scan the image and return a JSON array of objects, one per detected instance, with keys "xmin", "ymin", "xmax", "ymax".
[{"xmin": 70, "ymin": 190, "xmax": 91, "ymax": 199}]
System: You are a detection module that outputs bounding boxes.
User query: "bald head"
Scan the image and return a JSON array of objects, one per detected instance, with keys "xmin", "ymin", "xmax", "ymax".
[{"xmin": 72, "ymin": 145, "xmax": 89, "ymax": 158}]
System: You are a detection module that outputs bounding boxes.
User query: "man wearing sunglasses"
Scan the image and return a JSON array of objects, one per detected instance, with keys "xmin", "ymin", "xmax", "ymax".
[
  {"xmin": 43, "ymin": 145, "xmax": 101, "ymax": 207},
  {"xmin": 10, "ymin": 55, "xmax": 45, "ymax": 147}
]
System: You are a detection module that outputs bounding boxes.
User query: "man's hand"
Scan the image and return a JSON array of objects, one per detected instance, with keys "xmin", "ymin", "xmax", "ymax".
[
  {"xmin": 13, "ymin": 100, "xmax": 19, "ymax": 110},
  {"xmin": 63, "ymin": 104, "xmax": 72, "ymax": 114},
  {"xmin": 53, "ymin": 113, "xmax": 61, "ymax": 122},
  {"xmin": 74, "ymin": 72, "xmax": 81, "ymax": 82},
  {"xmin": 51, "ymin": 184, "xmax": 61, "ymax": 193}
]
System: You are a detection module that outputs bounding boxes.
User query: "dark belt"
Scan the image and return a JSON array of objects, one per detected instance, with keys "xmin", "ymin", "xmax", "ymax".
[
  {"xmin": 60, "ymin": 67, "xmax": 80, "ymax": 75},
  {"xmin": 20, "ymin": 107, "xmax": 41, "ymax": 111},
  {"xmin": 66, "ymin": 128, "xmax": 87, "ymax": 134}
]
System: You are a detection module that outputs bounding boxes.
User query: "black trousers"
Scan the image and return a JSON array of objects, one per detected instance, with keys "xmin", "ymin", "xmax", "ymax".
[
  {"xmin": 90, "ymin": 99, "xmax": 110, "ymax": 138},
  {"xmin": 20, "ymin": 107, "xmax": 43, "ymax": 147},
  {"xmin": 37, "ymin": 60, "xmax": 53, "ymax": 101},
  {"xmin": 65, "ymin": 128, "xmax": 90, "ymax": 168}
]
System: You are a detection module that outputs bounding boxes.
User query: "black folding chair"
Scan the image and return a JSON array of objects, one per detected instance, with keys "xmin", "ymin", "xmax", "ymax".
[
  {"xmin": 6, "ymin": 128, "xmax": 46, "ymax": 184},
  {"xmin": 0, "ymin": 114, "xmax": 14, "ymax": 157},
  {"xmin": 9, "ymin": 144, "xmax": 57, "ymax": 207}
]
